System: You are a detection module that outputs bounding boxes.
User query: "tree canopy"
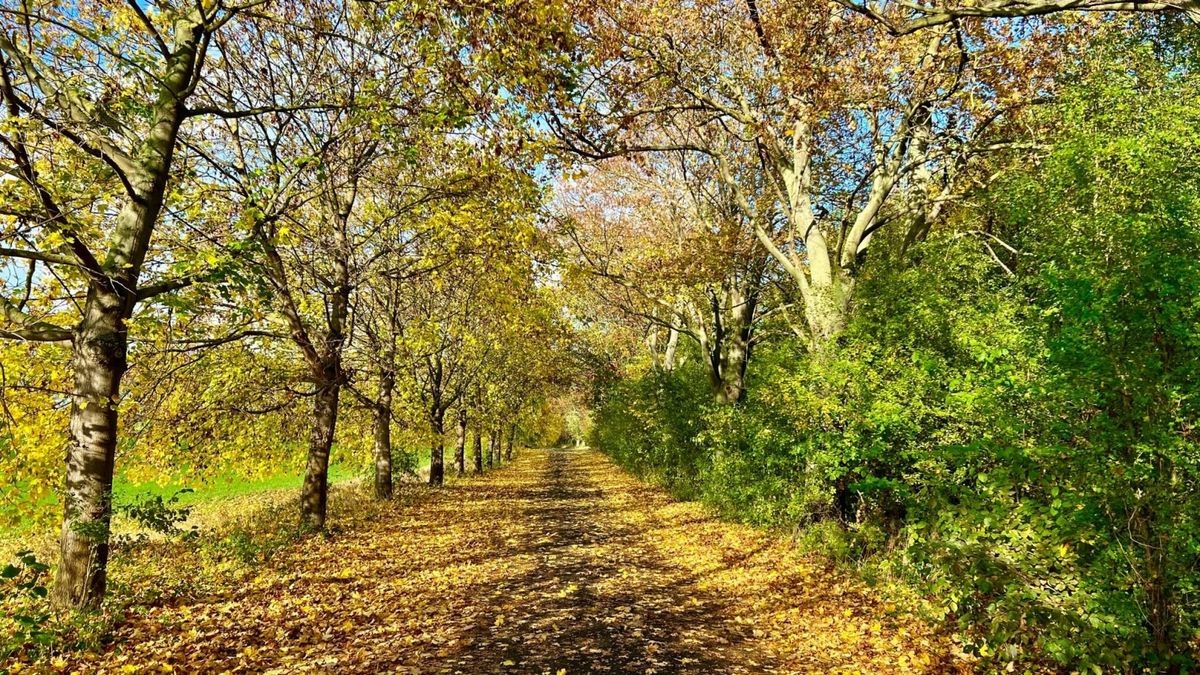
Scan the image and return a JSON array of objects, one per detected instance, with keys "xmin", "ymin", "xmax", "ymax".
[{"xmin": 2, "ymin": 0, "xmax": 1199, "ymax": 671}]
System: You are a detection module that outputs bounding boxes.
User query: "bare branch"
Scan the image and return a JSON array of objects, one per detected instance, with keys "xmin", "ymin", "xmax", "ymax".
[{"xmin": 835, "ymin": 0, "xmax": 1199, "ymax": 36}]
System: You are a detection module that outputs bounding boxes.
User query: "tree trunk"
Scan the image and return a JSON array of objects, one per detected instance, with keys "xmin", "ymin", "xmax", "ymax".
[
  {"xmin": 429, "ymin": 410, "xmax": 446, "ymax": 486},
  {"xmin": 473, "ymin": 428, "xmax": 484, "ymax": 473},
  {"xmin": 505, "ymin": 424, "xmax": 515, "ymax": 461},
  {"xmin": 663, "ymin": 323, "xmax": 680, "ymax": 371},
  {"xmin": 298, "ymin": 178, "xmax": 353, "ymax": 525},
  {"xmin": 802, "ymin": 272, "xmax": 852, "ymax": 351},
  {"xmin": 47, "ymin": 15, "xmax": 200, "ymax": 610},
  {"xmin": 695, "ymin": 303, "xmax": 725, "ymax": 399},
  {"xmin": 372, "ymin": 410, "xmax": 393, "ymax": 500},
  {"xmin": 455, "ymin": 408, "xmax": 467, "ymax": 476},
  {"xmin": 717, "ymin": 286, "xmax": 757, "ymax": 404},
  {"xmin": 755, "ymin": 212, "xmax": 852, "ymax": 352},
  {"xmin": 372, "ymin": 367, "xmax": 394, "ymax": 500},
  {"xmin": 300, "ymin": 377, "xmax": 340, "ymax": 529},
  {"xmin": 718, "ymin": 348, "xmax": 748, "ymax": 403},
  {"xmin": 646, "ymin": 323, "xmax": 660, "ymax": 370},
  {"xmin": 369, "ymin": 393, "xmax": 393, "ymax": 499},
  {"xmin": 52, "ymin": 291, "xmax": 127, "ymax": 610}
]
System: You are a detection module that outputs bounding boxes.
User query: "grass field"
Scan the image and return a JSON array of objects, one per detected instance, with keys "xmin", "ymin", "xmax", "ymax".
[
  {"xmin": 0, "ymin": 455, "xmax": 442, "ymax": 567},
  {"xmin": 0, "ymin": 445, "xmax": 442, "ymax": 538},
  {"xmin": 0, "ymin": 465, "xmax": 358, "ymax": 537},
  {"xmin": 111, "ymin": 464, "xmax": 361, "ymax": 505}
]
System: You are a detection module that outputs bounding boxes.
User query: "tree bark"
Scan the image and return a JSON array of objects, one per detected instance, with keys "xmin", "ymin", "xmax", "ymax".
[
  {"xmin": 287, "ymin": 176, "xmax": 354, "ymax": 527},
  {"xmin": 295, "ymin": 214, "xmax": 350, "ymax": 528},
  {"xmin": 52, "ymin": 290, "xmax": 127, "ymax": 609},
  {"xmin": 662, "ymin": 323, "xmax": 680, "ymax": 370},
  {"xmin": 802, "ymin": 274, "xmax": 851, "ymax": 350},
  {"xmin": 717, "ymin": 286, "xmax": 757, "ymax": 404},
  {"xmin": 51, "ymin": 57, "xmax": 193, "ymax": 605},
  {"xmin": 372, "ymin": 366, "xmax": 394, "ymax": 500},
  {"xmin": 429, "ymin": 409, "xmax": 446, "ymax": 486},
  {"xmin": 455, "ymin": 408, "xmax": 467, "ymax": 476},
  {"xmin": 300, "ymin": 377, "xmax": 340, "ymax": 529},
  {"xmin": 473, "ymin": 428, "xmax": 484, "ymax": 473}
]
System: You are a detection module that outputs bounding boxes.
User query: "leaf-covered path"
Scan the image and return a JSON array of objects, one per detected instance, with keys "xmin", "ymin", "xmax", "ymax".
[{"xmin": 73, "ymin": 450, "xmax": 966, "ymax": 674}]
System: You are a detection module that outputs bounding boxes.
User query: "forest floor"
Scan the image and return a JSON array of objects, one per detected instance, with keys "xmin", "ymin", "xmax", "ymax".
[{"xmin": 51, "ymin": 449, "xmax": 969, "ymax": 674}]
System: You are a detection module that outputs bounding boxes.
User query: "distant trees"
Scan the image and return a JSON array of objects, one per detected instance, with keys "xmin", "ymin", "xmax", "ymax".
[{"xmin": 557, "ymin": 156, "xmax": 771, "ymax": 403}]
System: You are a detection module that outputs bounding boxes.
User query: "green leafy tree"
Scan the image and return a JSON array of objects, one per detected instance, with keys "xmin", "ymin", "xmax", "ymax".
[{"xmin": 0, "ymin": 0, "xmax": 303, "ymax": 609}]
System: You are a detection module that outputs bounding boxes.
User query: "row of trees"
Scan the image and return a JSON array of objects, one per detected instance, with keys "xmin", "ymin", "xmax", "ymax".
[
  {"xmin": 0, "ymin": 0, "xmax": 574, "ymax": 611},
  {"xmin": 555, "ymin": 0, "xmax": 1200, "ymax": 671},
  {"xmin": 5, "ymin": 0, "xmax": 1199, "ymax": 668}
]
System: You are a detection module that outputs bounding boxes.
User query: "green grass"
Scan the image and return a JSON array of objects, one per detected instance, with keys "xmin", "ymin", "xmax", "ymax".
[
  {"xmin": 0, "ymin": 466, "xmax": 362, "ymax": 539},
  {"xmin": 111, "ymin": 464, "xmax": 360, "ymax": 506},
  {"xmin": 2, "ymin": 446, "xmax": 434, "ymax": 539}
]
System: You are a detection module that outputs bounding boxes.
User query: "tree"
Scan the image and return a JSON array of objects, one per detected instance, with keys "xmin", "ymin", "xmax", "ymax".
[
  {"xmin": 194, "ymin": 0, "xmax": 404, "ymax": 528},
  {"xmin": 555, "ymin": 0, "xmax": 1071, "ymax": 350},
  {"xmin": 388, "ymin": 158, "xmax": 542, "ymax": 485},
  {"xmin": 351, "ymin": 155, "xmax": 484, "ymax": 498},
  {"xmin": 360, "ymin": 271, "xmax": 403, "ymax": 500},
  {"xmin": 472, "ymin": 424, "xmax": 485, "ymax": 473},
  {"xmin": 0, "ymin": 0, "xmax": 298, "ymax": 609},
  {"xmin": 557, "ymin": 155, "xmax": 771, "ymax": 402},
  {"xmin": 454, "ymin": 406, "xmax": 469, "ymax": 475}
]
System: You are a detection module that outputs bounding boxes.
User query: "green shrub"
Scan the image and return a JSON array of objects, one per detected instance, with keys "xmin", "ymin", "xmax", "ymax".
[
  {"xmin": 0, "ymin": 551, "xmax": 52, "ymax": 659},
  {"xmin": 589, "ymin": 43, "xmax": 1200, "ymax": 670}
]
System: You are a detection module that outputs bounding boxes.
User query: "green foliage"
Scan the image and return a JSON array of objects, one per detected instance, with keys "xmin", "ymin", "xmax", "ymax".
[
  {"xmin": 588, "ymin": 361, "xmax": 712, "ymax": 498},
  {"xmin": 0, "ymin": 551, "xmax": 51, "ymax": 659},
  {"xmin": 115, "ymin": 490, "xmax": 197, "ymax": 541},
  {"xmin": 964, "ymin": 42, "xmax": 1200, "ymax": 670},
  {"xmin": 391, "ymin": 447, "xmax": 422, "ymax": 479},
  {"xmin": 589, "ymin": 40, "xmax": 1200, "ymax": 671}
]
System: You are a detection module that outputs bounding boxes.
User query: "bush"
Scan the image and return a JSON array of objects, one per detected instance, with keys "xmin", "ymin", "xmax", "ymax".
[
  {"xmin": 589, "ymin": 363, "xmax": 712, "ymax": 498},
  {"xmin": 589, "ymin": 51, "xmax": 1200, "ymax": 667},
  {"xmin": 0, "ymin": 551, "xmax": 52, "ymax": 659}
]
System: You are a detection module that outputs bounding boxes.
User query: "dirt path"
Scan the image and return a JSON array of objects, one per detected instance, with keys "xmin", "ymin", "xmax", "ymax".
[{"xmin": 69, "ymin": 449, "xmax": 967, "ymax": 674}]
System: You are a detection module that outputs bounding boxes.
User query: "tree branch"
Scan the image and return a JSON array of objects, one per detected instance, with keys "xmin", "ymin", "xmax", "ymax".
[
  {"xmin": 0, "ymin": 247, "xmax": 76, "ymax": 267},
  {"xmin": 0, "ymin": 296, "xmax": 72, "ymax": 342}
]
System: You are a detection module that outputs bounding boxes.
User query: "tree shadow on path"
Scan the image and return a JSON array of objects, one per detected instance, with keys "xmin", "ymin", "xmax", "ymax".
[
  {"xmin": 438, "ymin": 449, "xmax": 778, "ymax": 674},
  {"xmin": 67, "ymin": 448, "xmax": 965, "ymax": 674}
]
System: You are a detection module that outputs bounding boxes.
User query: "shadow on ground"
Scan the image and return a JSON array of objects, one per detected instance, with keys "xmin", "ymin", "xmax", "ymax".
[
  {"xmin": 63, "ymin": 448, "xmax": 966, "ymax": 674},
  {"xmin": 438, "ymin": 449, "xmax": 774, "ymax": 674}
]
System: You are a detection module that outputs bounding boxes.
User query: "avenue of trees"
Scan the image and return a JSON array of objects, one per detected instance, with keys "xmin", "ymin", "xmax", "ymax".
[
  {"xmin": 0, "ymin": 0, "xmax": 574, "ymax": 610},
  {"xmin": 2, "ymin": 0, "xmax": 1199, "ymax": 671}
]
